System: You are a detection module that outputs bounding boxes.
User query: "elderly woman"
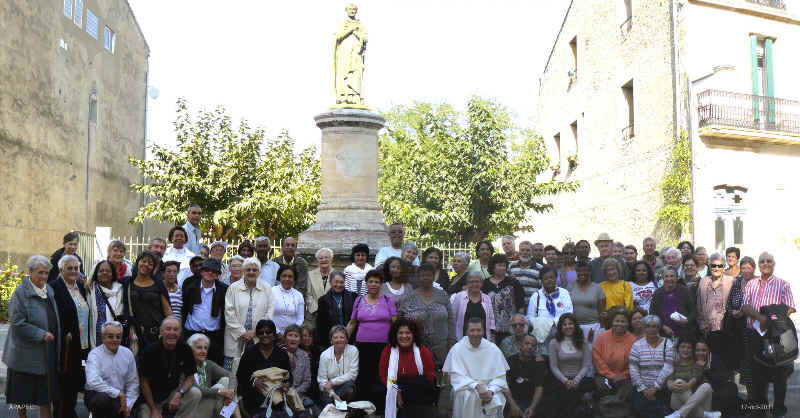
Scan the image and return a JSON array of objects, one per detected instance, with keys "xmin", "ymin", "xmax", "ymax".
[
  {"xmin": 85, "ymin": 260, "xmax": 125, "ymax": 348},
  {"xmin": 650, "ymin": 267, "xmax": 696, "ymax": 340},
  {"xmin": 318, "ymin": 325, "xmax": 359, "ymax": 406},
  {"xmin": 224, "ymin": 256, "xmax": 274, "ymax": 370},
  {"xmin": 468, "ymin": 240, "xmax": 494, "ymax": 280},
  {"xmin": 381, "ymin": 256, "xmax": 413, "ymax": 303},
  {"xmin": 724, "ymin": 256, "xmax": 756, "ymax": 375},
  {"xmin": 315, "ymin": 271, "xmax": 357, "ymax": 351},
  {"xmin": 599, "ymin": 257, "xmax": 633, "ymax": 313},
  {"xmin": 401, "ymin": 242, "xmax": 420, "ymax": 288},
  {"xmin": 162, "ymin": 225, "xmax": 196, "ymax": 285},
  {"xmin": 567, "ymin": 261, "xmax": 605, "ymax": 344},
  {"xmin": 163, "ymin": 260, "xmax": 183, "ymax": 322},
  {"xmin": 482, "ymin": 253, "xmax": 525, "ymax": 343},
  {"xmin": 422, "ymin": 247, "xmax": 449, "ymax": 290},
  {"xmin": 344, "ymin": 243, "xmax": 372, "ymax": 296},
  {"xmin": 48, "ymin": 232, "xmax": 84, "ymax": 282},
  {"xmin": 451, "ymin": 270, "xmax": 495, "ymax": 341},
  {"xmin": 630, "ymin": 315, "xmax": 675, "ymax": 418},
  {"xmin": 306, "ymin": 248, "xmax": 334, "ymax": 328},
  {"xmin": 222, "ymin": 255, "xmax": 244, "ymax": 285},
  {"xmin": 379, "ymin": 318, "xmax": 436, "ymax": 418},
  {"xmin": 272, "ymin": 264, "xmax": 304, "ymax": 336},
  {"xmin": 682, "ymin": 256, "xmax": 704, "ymax": 291},
  {"xmin": 696, "ymin": 253, "xmax": 733, "ymax": 361},
  {"xmin": 631, "ymin": 261, "xmax": 658, "ymax": 312},
  {"xmin": 236, "ymin": 319, "xmax": 292, "ymax": 416},
  {"xmin": 446, "ymin": 251, "xmax": 471, "ymax": 295},
  {"xmin": 284, "ymin": 325, "xmax": 316, "ymax": 416},
  {"xmin": 123, "ymin": 251, "xmax": 172, "ymax": 348},
  {"xmin": 187, "ymin": 333, "xmax": 237, "ymax": 418},
  {"xmin": 4, "ymin": 255, "xmax": 60, "ymax": 418},
  {"xmin": 694, "ymin": 247, "xmax": 709, "ymax": 278},
  {"xmin": 107, "ymin": 240, "xmax": 132, "ymax": 280},
  {"xmin": 592, "ymin": 309, "xmax": 637, "ymax": 416}
]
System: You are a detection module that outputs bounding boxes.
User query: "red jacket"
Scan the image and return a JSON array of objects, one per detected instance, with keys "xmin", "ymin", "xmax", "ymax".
[{"xmin": 379, "ymin": 344, "xmax": 435, "ymax": 386}]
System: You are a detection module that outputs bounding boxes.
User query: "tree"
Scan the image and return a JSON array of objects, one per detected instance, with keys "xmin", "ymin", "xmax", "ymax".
[
  {"xmin": 656, "ymin": 129, "xmax": 692, "ymax": 246},
  {"xmin": 129, "ymin": 99, "xmax": 320, "ymax": 241},
  {"xmin": 378, "ymin": 96, "xmax": 577, "ymax": 243}
]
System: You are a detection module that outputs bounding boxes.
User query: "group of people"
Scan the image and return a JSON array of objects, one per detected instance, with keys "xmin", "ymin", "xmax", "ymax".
[{"xmin": 3, "ymin": 206, "xmax": 795, "ymax": 418}]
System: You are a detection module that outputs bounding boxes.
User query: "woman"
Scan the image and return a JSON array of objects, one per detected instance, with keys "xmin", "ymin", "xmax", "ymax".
[
  {"xmin": 236, "ymin": 319, "xmax": 292, "ymax": 416},
  {"xmin": 318, "ymin": 326, "xmax": 359, "ymax": 406},
  {"xmin": 446, "ymin": 251, "xmax": 471, "ymax": 295},
  {"xmin": 306, "ymin": 248, "xmax": 334, "ymax": 328},
  {"xmin": 665, "ymin": 339, "xmax": 719, "ymax": 418},
  {"xmin": 48, "ymin": 232, "xmax": 84, "ymax": 282},
  {"xmin": 631, "ymin": 261, "xmax": 657, "ymax": 312},
  {"xmin": 401, "ymin": 242, "xmax": 420, "ymax": 288},
  {"xmin": 482, "ymin": 253, "xmax": 525, "ymax": 342},
  {"xmin": 4, "ymin": 255, "xmax": 60, "ymax": 418},
  {"xmin": 163, "ymin": 261, "xmax": 183, "ymax": 322},
  {"xmin": 682, "ymin": 256, "xmax": 703, "ymax": 290},
  {"xmin": 107, "ymin": 240, "xmax": 132, "ymax": 280},
  {"xmin": 592, "ymin": 310, "xmax": 636, "ymax": 418},
  {"xmin": 315, "ymin": 271, "xmax": 357, "ymax": 351},
  {"xmin": 379, "ymin": 318, "xmax": 436, "ymax": 418},
  {"xmin": 162, "ymin": 225, "xmax": 196, "ymax": 284},
  {"xmin": 548, "ymin": 313, "xmax": 593, "ymax": 418},
  {"xmin": 575, "ymin": 240, "xmax": 592, "ymax": 264},
  {"xmin": 723, "ymin": 247, "xmax": 740, "ymax": 278},
  {"xmin": 123, "ymin": 251, "xmax": 172, "ymax": 348},
  {"xmin": 344, "ymin": 243, "xmax": 372, "ymax": 296},
  {"xmin": 381, "ymin": 256, "xmax": 413, "ymax": 304},
  {"xmin": 694, "ymin": 247, "xmax": 709, "ymax": 278},
  {"xmin": 49, "ymin": 254, "xmax": 90, "ymax": 418},
  {"xmin": 696, "ymin": 253, "xmax": 733, "ymax": 362},
  {"xmin": 630, "ymin": 307, "xmax": 647, "ymax": 340},
  {"xmin": 237, "ymin": 240, "xmax": 255, "ymax": 258},
  {"xmin": 598, "ymin": 258, "xmax": 633, "ymax": 313},
  {"xmin": 86, "ymin": 260, "xmax": 125, "ymax": 348},
  {"xmin": 527, "ymin": 266, "xmax": 573, "ymax": 324},
  {"xmin": 188, "ymin": 333, "xmax": 237, "ymax": 418},
  {"xmin": 225, "ymin": 256, "xmax": 275, "ymax": 371},
  {"xmin": 300, "ymin": 326, "xmax": 321, "ymax": 403},
  {"xmin": 285, "ymin": 325, "xmax": 317, "ymax": 416},
  {"xmin": 723, "ymin": 256, "xmax": 756, "ymax": 376},
  {"xmin": 272, "ymin": 264, "xmax": 304, "ymax": 336},
  {"xmin": 567, "ymin": 262, "xmax": 605, "ymax": 344},
  {"xmin": 558, "ymin": 242, "xmax": 578, "ymax": 288},
  {"xmin": 694, "ymin": 341, "xmax": 737, "ymax": 417},
  {"xmin": 222, "ymin": 255, "xmax": 244, "ymax": 285},
  {"xmin": 468, "ymin": 240, "xmax": 494, "ymax": 280},
  {"xmin": 346, "ymin": 269, "xmax": 397, "ymax": 411},
  {"xmin": 650, "ymin": 267, "xmax": 696, "ymax": 340},
  {"xmin": 629, "ymin": 315, "xmax": 674, "ymax": 418},
  {"xmin": 397, "ymin": 263, "xmax": 455, "ymax": 368},
  {"xmin": 451, "ymin": 270, "xmax": 495, "ymax": 341},
  {"xmin": 422, "ymin": 246, "xmax": 449, "ymax": 290}
]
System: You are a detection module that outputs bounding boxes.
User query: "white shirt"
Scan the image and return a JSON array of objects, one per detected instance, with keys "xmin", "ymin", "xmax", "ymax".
[
  {"xmin": 85, "ymin": 344, "xmax": 139, "ymax": 409},
  {"xmin": 259, "ymin": 259, "xmax": 280, "ymax": 287},
  {"xmin": 224, "ymin": 279, "xmax": 274, "ymax": 358},
  {"xmin": 185, "ymin": 283, "xmax": 221, "ymax": 332},
  {"xmin": 374, "ymin": 246, "xmax": 420, "ymax": 267},
  {"xmin": 344, "ymin": 263, "xmax": 373, "ymax": 296},
  {"xmin": 526, "ymin": 286, "xmax": 573, "ymax": 323},
  {"xmin": 271, "ymin": 285, "xmax": 304, "ymax": 335},
  {"xmin": 318, "ymin": 344, "xmax": 360, "ymax": 391}
]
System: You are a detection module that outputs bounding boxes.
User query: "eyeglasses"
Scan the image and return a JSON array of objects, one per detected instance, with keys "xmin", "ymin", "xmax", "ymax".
[
  {"xmin": 256, "ymin": 329, "xmax": 275, "ymax": 336},
  {"xmin": 710, "ymin": 264, "xmax": 724, "ymax": 268}
]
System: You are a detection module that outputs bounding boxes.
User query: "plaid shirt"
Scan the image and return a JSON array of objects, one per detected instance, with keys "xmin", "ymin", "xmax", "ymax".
[{"xmin": 742, "ymin": 275, "xmax": 795, "ymax": 329}]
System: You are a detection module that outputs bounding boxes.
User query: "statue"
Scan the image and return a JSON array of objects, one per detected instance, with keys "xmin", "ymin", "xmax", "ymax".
[{"xmin": 333, "ymin": 4, "xmax": 368, "ymax": 108}]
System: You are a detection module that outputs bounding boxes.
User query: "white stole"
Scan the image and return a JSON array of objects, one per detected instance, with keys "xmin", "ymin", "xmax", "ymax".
[{"xmin": 385, "ymin": 344, "xmax": 423, "ymax": 418}]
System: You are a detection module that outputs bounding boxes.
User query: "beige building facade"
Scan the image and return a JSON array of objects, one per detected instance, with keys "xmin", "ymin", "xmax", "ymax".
[{"xmin": 0, "ymin": 0, "xmax": 149, "ymax": 265}]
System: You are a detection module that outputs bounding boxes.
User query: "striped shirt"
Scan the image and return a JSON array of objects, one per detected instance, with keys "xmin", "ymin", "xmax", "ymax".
[
  {"xmin": 629, "ymin": 337, "xmax": 674, "ymax": 391},
  {"xmin": 742, "ymin": 275, "xmax": 795, "ymax": 329},
  {"xmin": 344, "ymin": 263, "xmax": 373, "ymax": 296},
  {"xmin": 508, "ymin": 260, "xmax": 543, "ymax": 305},
  {"xmin": 168, "ymin": 288, "xmax": 183, "ymax": 322}
]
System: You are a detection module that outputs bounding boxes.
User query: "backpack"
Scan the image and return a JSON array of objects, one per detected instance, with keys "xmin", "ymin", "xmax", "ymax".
[{"xmin": 753, "ymin": 304, "xmax": 798, "ymax": 368}]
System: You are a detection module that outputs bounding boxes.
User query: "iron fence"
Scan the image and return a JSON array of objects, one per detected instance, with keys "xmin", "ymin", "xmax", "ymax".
[
  {"xmin": 697, "ymin": 89, "xmax": 800, "ymax": 135},
  {"xmin": 72, "ymin": 230, "xmax": 98, "ymax": 271}
]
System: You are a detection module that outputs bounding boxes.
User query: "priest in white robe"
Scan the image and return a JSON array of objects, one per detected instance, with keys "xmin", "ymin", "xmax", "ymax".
[{"xmin": 443, "ymin": 317, "xmax": 510, "ymax": 418}]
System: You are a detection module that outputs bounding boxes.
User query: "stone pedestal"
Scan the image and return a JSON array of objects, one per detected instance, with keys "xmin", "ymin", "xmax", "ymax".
[{"xmin": 298, "ymin": 109, "xmax": 389, "ymax": 263}]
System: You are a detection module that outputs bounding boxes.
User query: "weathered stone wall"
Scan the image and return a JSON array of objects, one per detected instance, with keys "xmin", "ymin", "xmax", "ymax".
[
  {"xmin": 523, "ymin": 0, "xmax": 677, "ymax": 252},
  {"xmin": 0, "ymin": 0, "xmax": 149, "ymax": 265}
]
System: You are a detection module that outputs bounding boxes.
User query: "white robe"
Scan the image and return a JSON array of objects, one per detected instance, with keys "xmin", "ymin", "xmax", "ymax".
[{"xmin": 443, "ymin": 337, "xmax": 510, "ymax": 418}]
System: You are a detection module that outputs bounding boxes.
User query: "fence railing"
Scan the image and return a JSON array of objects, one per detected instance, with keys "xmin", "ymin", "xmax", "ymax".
[
  {"xmin": 697, "ymin": 89, "xmax": 800, "ymax": 135},
  {"xmin": 72, "ymin": 230, "xmax": 98, "ymax": 272}
]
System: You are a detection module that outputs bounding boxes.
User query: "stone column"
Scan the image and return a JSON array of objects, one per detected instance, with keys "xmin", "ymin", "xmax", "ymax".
[{"xmin": 298, "ymin": 109, "xmax": 389, "ymax": 265}]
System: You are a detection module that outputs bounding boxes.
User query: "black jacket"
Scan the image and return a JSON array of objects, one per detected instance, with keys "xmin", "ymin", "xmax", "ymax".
[
  {"xmin": 49, "ymin": 276, "xmax": 88, "ymax": 386},
  {"xmin": 48, "ymin": 248, "xmax": 84, "ymax": 283},
  {"xmin": 315, "ymin": 289, "xmax": 357, "ymax": 349},
  {"xmin": 181, "ymin": 279, "xmax": 228, "ymax": 330}
]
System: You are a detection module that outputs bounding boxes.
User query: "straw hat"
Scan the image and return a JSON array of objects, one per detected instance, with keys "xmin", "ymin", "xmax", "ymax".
[{"xmin": 594, "ymin": 233, "xmax": 613, "ymax": 245}]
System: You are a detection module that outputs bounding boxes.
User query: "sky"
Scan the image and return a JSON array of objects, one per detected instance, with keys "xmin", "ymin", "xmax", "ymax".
[{"xmin": 128, "ymin": 0, "xmax": 571, "ymax": 152}]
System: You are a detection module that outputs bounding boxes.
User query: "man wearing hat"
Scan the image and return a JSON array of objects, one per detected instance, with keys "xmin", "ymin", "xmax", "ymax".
[
  {"xmin": 181, "ymin": 258, "xmax": 229, "ymax": 365},
  {"xmin": 590, "ymin": 233, "xmax": 630, "ymax": 283}
]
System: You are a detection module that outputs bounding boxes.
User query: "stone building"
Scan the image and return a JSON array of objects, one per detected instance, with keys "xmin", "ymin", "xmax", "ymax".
[
  {"xmin": 527, "ymin": 0, "xmax": 800, "ymax": 281},
  {"xmin": 0, "ymin": 0, "xmax": 149, "ymax": 265}
]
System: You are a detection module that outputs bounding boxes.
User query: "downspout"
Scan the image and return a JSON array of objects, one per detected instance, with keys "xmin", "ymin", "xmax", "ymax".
[
  {"xmin": 86, "ymin": 87, "xmax": 97, "ymax": 232},
  {"xmin": 140, "ymin": 56, "xmax": 149, "ymax": 238}
]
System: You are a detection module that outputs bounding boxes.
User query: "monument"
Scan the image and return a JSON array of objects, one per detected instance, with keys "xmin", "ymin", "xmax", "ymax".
[{"xmin": 298, "ymin": 4, "xmax": 389, "ymax": 262}]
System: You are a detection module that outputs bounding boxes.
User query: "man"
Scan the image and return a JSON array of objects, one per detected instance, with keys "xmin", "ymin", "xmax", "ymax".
[
  {"xmin": 591, "ymin": 233, "xmax": 629, "ymax": 283},
  {"xmin": 501, "ymin": 235, "xmax": 519, "ymax": 262},
  {"xmin": 315, "ymin": 272, "xmax": 357, "ymax": 350},
  {"xmin": 531, "ymin": 242, "xmax": 545, "ymax": 266},
  {"xmin": 85, "ymin": 321, "xmax": 139, "ymax": 418},
  {"xmin": 272, "ymin": 237, "xmax": 309, "ymax": 296},
  {"xmin": 181, "ymin": 258, "xmax": 228, "ymax": 365},
  {"xmin": 183, "ymin": 204, "xmax": 203, "ymax": 255},
  {"xmin": 138, "ymin": 317, "xmax": 200, "ymax": 418},
  {"xmin": 741, "ymin": 252, "xmax": 795, "ymax": 418},
  {"xmin": 133, "ymin": 237, "xmax": 167, "ymax": 281},
  {"xmin": 255, "ymin": 236, "xmax": 280, "ymax": 286},
  {"xmin": 623, "ymin": 245, "xmax": 638, "ymax": 277},
  {"xmin": 209, "ymin": 240, "xmax": 228, "ymax": 278},
  {"xmin": 612, "ymin": 242, "xmax": 625, "ymax": 258},
  {"xmin": 543, "ymin": 245, "xmax": 560, "ymax": 268},
  {"xmin": 640, "ymin": 237, "xmax": 664, "ymax": 272},
  {"xmin": 508, "ymin": 241, "xmax": 543, "ymax": 306},
  {"xmin": 499, "ymin": 313, "xmax": 532, "ymax": 359},
  {"xmin": 374, "ymin": 222, "xmax": 419, "ymax": 267},
  {"xmin": 443, "ymin": 317, "xmax": 510, "ymax": 418},
  {"xmin": 180, "ymin": 255, "xmax": 205, "ymax": 290},
  {"xmin": 656, "ymin": 248, "xmax": 682, "ymax": 286},
  {"xmin": 506, "ymin": 334, "xmax": 544, "ymax": 418}
]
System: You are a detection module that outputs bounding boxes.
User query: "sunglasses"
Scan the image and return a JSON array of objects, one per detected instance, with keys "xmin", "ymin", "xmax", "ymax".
[{"xmin": 710, "ymin": 264, "xmax": 725, "ymax": 268}]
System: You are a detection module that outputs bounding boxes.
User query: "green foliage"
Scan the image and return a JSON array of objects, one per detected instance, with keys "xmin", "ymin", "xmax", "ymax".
[
  {"xmin": 1, "ymin": 262, "xmax": 24, "ymax": 320},
  {"xmin": 129, "ymin": 99, "xmax": 321, "ymax": 241},
  {"xmin": 657, "ymin": 130, "xmax": 692, "ymax": 246},
  {"xmin": 378, "ymin": 96, "xmax": 578, "ymax": 243}
]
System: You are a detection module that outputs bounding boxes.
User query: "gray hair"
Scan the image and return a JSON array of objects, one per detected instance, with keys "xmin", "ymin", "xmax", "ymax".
[
  {"xmin": 642, "ymin": 314, "xmax": 662, "ymax": 327},
  {"xmin": 662, "ymin": 265, "xmax": 679, "ymax": 277},
  {"xmin": 315, "ymin": 247, "xmax": 334, "ymax": 259},
  {"xmin": 501, "ymin": 235, "xmax": 515, "ymax": 243},
  {"xmin": 149, "ymin": 237, "xmax": 166, "ymax": 247},
  {"xmin": 401, "ymin": 242, "xmax": 418, "ymax": 252},
  {"xmin": 329, "ymin": 270, "xmax": 346, "ymax": 282},
  {"xmin": 709, "ymin": 252, "xmax": 724, "ymax": 263},
  {"xmin": 643, "ymin": 236, "xmax": 656, "ymax": 245},
  {"xmin": 453, "ymin": 251, "xmax": 471, "ymax": 265},
  {"xmin": 160, "ymin": 316, "xmax": 181, "ymax": 332},
  {"xmin": 254, "ymin": 236, "xmax": 270, "ymax": 244},
  {"xmin": 27, "ymin": 255, "xmax": 52, "ymax": 272},
  {"xmin": 329, "ymin": 325, "xmax": 349, "ymax": 341},
  {"xmin": 101, "ymin": 321, "xmax": 123, "ymax": 335},
  {"xmin": 210, "ymin": 241, "xmax": 227, "ymax": 250},
  {"xmin": 228, "ymin": 255, "xmax": 245, "ymax": 265},
  {"xmin": 241, "ymin": 256, "xmax": 261, "ymax": 271},
  {"xmin": 187, "ymin": 332, "xmax": 210, "ymax": 348},
  {"xmin": 758, "ymin": 251, "xmax": 775, "ymax": 263},
  {"xmin": 466, "ymin": 270, "xmax": 484, "ymax": 281},
  {"xmin": 58, "ymin": 254, "xmax": 80, "ymax": 270},
  {"xmin": 107, "ymin": 239, "xmax": 126, "ymax": 253},
  {"xmin": 665, "ymin": 248, "xmax": 681, "ymax": 258}
]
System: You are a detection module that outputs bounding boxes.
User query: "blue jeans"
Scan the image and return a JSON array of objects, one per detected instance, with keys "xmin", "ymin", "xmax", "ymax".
[
  {"xmin": 320, "ymin": 380, "xmax": 355, "ymax": 406},
  {"xmin": 632, "ymin": 388, "xmax": 666, "ymax": 418}
]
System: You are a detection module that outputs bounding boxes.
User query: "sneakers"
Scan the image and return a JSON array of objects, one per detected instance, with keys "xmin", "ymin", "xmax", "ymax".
[
  {"xmin": 702, "ymin": 412, "xmax": 722, "ymax": 418},
  {"xmin": 665, "ymin": 412, "xmax": 681, "ymax": 418}
]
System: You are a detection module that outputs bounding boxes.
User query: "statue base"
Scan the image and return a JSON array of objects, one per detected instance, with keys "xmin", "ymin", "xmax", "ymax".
[{"xmin": 298, "ymin": 109, "xmax": 389, "ymax": 263}]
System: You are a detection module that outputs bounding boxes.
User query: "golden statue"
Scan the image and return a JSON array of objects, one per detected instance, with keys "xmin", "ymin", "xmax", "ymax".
[{"xmin": 332, "ymin": 4, "xmax": 369, "ymax": 108}]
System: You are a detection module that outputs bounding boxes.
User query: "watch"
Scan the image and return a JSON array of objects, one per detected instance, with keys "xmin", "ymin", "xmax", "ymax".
[{"xmin": 178, "ymin": 388, "xmax": 185, "ymax": 395}]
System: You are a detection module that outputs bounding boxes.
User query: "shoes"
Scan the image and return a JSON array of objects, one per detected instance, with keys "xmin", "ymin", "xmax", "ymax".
[
  {"xmin": 703, "ymin": 412, "xmax": 722, "ymax": 418},
  {"xmin": 665, "ymin": 412, "xmax": 681, "ymax": 418}
]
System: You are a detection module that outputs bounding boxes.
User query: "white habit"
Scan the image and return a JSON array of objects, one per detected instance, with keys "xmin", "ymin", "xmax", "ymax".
[{"xmin": 443, "ymin": 336, "xmax": 510, "ymax": 418}]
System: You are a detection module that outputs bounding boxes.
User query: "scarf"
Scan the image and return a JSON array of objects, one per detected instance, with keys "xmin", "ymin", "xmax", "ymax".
[
  {"xmin": 545, "ymin": 289, "xmax": 560, "ymax": 318},
  {"xmin": 30, "ymin": 278, "xmax": 48, "ymax": 299},
  {"xmin": 88, "ymin": 280, "xmax": 124, "ymax": 347},
  {"xmin": 385, "ymin": 345, "xmax": 423, "ymax": 418}
]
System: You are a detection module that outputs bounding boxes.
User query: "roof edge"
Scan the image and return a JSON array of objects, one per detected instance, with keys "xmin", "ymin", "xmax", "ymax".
[
  {"xmin": 123, "ymin": 0, "xmax": 150, "ymax": 55},
  {"xmin": 542, "ymin": 0, "xmax": 574, "ymax": 75}
]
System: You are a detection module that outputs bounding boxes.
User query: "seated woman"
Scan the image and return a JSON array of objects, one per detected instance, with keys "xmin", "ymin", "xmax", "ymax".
[
  {"xmin": 285, "ymin": 325, "xmax": 317, "ymax": 417},
  {"xmin": 188, "ymin": 333, "xmax": 238, "ymax": 418},
  {"xmin": 236, "ymin": 319, "xmax": 292, "ymax": 417},
  {"xmin": 592, "ymin": 309, "xmax": 637, "ymax": 418},
  {"xmin": 665, "ymin": 338, "xmax": 720, "ymax": 418},
  {"xmin": 630, "ymin": 315, "xmax": 674, "ymax": 418},
  {"xmin": 379, "ymin": 318, "xmax": 436, "ymax": 418},
  {"xmin": 547, "ymin": 313, "xmax": 593, "ymax": 417},
  {"xmin": 318, "ymin": 325, "xmax": 359, "ymax": 406}
]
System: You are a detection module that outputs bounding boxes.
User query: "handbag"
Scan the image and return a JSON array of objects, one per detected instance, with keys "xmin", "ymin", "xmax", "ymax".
[
  {"xmin": 124, "ymin": 282, "xmax": 140, "ymax": 355},
  {"xmin": 397, "ymin": 374, "xmax": 438, "ymax": 406}
]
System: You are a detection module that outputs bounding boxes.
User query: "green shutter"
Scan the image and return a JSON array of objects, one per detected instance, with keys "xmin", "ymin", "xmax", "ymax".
[
  {"xmin": 750, "ymin": 35, "xmax": 760, "ymax": 122},
  {"xmin": 765, "ymin": 38, "xmax": 775, "ymax": 123}
]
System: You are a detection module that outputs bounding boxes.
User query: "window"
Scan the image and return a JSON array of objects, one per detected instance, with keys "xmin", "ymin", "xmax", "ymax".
[
  {"xmin": 712, "ymin": 185, "xmax": 747, "ymax": 252},
  {"xmin": 86, "ymin": 9, "xmax": 99, "ymax": 39},
  {"xmin": 64, "ymin": 0, "xmax": 72, "ymax": 18},
  {"xmin": 104, "ymin": 27, "xmax": 116, "ymax": 53},
  {"xmin": 569, "ymin": 37, "xmax": 578, "ymax": 80},
  {"xmin": 621, "ymin": 80, "xmax": 634, "ymax": 140},
  {"xmin": 73, "ymin": 0, "xmax": 83, "ymax": 27}
]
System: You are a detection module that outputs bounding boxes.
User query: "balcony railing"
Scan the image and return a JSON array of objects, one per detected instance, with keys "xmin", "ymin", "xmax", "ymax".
[
  {"xmin": 697, "ymin": 89, "xmax": 800, "ymax": 136},
  {"xmin": 746, "ymin": 0, "xmax": 786, "ymax": 10}
]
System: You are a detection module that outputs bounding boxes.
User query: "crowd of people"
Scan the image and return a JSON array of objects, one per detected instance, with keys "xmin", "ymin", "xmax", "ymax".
[{"xmin": 2, "ymin": 204, "xmax": 795, "ymax": 418}]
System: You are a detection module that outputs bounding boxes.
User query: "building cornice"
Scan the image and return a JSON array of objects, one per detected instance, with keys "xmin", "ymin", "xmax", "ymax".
[
  {"xmin": 542, "ymin": 0, "xmax": 574, "ymax": 75},
  {"xmin": 689, "ymin": 0, "xmax": 800, "ymax": 25}
]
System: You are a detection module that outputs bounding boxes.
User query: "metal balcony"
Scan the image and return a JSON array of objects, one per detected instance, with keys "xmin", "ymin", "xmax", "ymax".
[{"xmin": 697, "ymin": 90, "xmax": 800, "ymax": 140}]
